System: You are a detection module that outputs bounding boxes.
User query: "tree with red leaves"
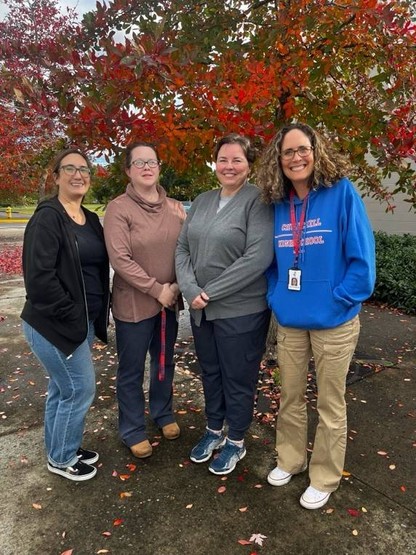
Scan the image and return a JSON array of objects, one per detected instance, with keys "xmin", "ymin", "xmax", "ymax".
[
  {"xmin": 0, "ymin": 0, "xmax": 77, "ymax": 200},
  {"xmin": 1, "ymin": 0, "xmax": 415, "ymax": 209}
]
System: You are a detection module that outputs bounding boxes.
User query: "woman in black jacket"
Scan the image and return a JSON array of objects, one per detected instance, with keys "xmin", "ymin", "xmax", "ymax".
[{"xmin": 21, "ymin": 148, "xmax": 109, "ymax": 482}]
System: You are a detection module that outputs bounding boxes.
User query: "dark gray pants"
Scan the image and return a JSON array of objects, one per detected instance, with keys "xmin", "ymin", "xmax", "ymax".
[
  {"xmin": 191, "ymin": 309, "xmax": 270, "ymax": 441},
  {"xmin": 115, "ymin": 309, "xmax": 178, "ymax": 447}
]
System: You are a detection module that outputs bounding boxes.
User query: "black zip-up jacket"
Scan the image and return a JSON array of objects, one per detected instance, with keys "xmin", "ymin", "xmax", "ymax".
[{"xmin": 21, "ymin": 196, "xmax": 110, "ymax": 356}]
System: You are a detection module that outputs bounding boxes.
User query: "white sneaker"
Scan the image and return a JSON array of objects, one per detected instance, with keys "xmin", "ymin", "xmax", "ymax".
[
  {"xmin": 267, "ymin": 463, "xmax": 307, "ymax": 486},
  {"xmin": 300, "ymin": 486, "xmax": 331, "ymax": 509}
]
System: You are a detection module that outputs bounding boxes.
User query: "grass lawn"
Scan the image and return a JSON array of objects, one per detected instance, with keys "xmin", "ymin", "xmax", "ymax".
[{"xmin": 9, "ymin": 204, "xmax": 106, "ymax": 217}]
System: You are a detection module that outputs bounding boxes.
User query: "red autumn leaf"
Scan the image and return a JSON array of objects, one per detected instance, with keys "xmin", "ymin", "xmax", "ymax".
[
  {"xmin": 119, "ymin": 474, "xmax": 131, "ymax": 481},
  {"xmin": 113, "ymin": 518, "xmax": 124, "ymax": 526},
  {"xmin": 125, "ymin": 463, "xmax": 136, "ymax": 472},
  {"xmin": 0, "ymin": 245, "xmax": 23, "ymax": 275},
  {"xmin": 347, "ymin": 508, "xmax": 360, "ymax": 517},
  {"xmin": 400, "ymin": 485, "xmax": 406, "ymax": 492}
]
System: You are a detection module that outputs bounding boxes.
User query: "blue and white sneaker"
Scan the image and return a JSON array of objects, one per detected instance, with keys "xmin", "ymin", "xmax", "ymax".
[
  {"xmin": 208, "ymin": 438, "xmax": 246, "ymax": 475},
  {"xmin": 190, "ymin": 429, "xmax": 225, "ymax": 463}
]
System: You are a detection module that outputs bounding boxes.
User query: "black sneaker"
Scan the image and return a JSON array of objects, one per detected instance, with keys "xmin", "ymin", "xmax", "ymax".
[
  {"xmin": 76, "ymin": 447, "xmax": 99, "ymax": 465},
  {"xmin": 47, "ymin": 460, "xmax": 97, "ymax": 481}
]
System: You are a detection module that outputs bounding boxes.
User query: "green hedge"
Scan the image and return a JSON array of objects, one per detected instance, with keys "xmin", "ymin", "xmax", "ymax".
[{"xmin": 372, "ymin": 232, "xmax": 416, "ymax": 314}]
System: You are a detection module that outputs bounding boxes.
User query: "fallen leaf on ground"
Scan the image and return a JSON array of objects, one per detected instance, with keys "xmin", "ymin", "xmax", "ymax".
[
  {"xmin": 237, "ymin": 539, "xmax": 252, "ymax": 546},
  {"xmin": 102, "ymin": 531, "xmax": 111, "ymax": 537},
  {"xmin": 239, "ymin": 506, "xmax": 248, "ymax": 512},
  {"xmin": 347, "ymin": 508, "xmax": 360, "ymax": 517},
  {"xmin": 60, "ymin": 550, "xmax": 73, "ymax": 555},
  {"xmin": 113, "ymin": 518, "xmax": 124, "ymax": 526},
  {"xmin": 119, "ymin": 491, "xmax": 133, "ymax": 499},
  {"xmin": 32, "ymin": 503, "xmax": 42, "ymax": 510},
  {"xmin": 186, "ymin": 504, "xmax": 193, "ymax": 509},
  {"xmin": 217, "ymin": 485, "xmax": 226, "ymax": 494},
  {"xmin": 249, "ymin": 533, "xmax": 267, "ymax": 546}
]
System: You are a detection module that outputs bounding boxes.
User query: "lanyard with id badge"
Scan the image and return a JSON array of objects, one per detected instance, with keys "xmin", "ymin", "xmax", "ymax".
[{"xmin": 288, "ymin": 189, "xmax": 308, "ymax": 292}]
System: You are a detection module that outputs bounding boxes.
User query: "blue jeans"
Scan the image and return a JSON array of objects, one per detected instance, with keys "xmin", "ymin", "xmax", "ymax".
[
  {"xmin": 22, "ymin": 321, "xmax": 96, "ymax": 467},
  {"xmin": 191, "ymin": 309, "xmax": 270, "ymax": 441},
  {"xmin": 115, "ymin": 309, "xmax": 178, "ymax": 447}
]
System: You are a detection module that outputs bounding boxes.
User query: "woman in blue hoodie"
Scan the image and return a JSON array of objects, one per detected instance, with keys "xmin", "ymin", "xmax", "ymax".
[{"xmin": 257, "ymin": 123, "xmax": 375, "ymax": 509}]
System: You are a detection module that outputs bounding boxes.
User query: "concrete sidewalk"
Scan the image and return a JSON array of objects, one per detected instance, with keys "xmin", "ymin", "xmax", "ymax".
[{"xmin": 0, "ymin": 229, "xmax": 415, "ymax": 555}]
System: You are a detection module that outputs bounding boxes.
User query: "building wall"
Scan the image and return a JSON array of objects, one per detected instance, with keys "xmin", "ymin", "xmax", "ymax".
[{"xmin": 363, "ymin": 192, "xmax": 416, "ymax": 235}]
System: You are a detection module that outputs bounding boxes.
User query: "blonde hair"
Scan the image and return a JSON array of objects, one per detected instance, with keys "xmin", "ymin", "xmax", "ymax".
[{"xmin": 256, "ymin": 123, "xmax": 352, "ymax": 204}]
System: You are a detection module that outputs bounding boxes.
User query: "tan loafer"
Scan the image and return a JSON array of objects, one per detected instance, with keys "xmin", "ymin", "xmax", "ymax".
[
  {"xmin": 162, "ymin": 422, "xmax": 181, "ymax": 440},
  {"xmin": 130, "ymin": 440, "xmax": 152, "ymax": 458}
]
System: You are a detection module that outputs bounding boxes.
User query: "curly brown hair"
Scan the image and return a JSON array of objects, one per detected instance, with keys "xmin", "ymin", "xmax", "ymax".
[{"xmin": 256, "ymin": 123, "xmax": 352, "ymax": 204}]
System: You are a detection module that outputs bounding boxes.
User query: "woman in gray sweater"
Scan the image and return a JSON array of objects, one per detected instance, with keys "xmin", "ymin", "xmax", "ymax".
[{"xmin": 176, "ymin": 133, "xmax": 274, "ymax": 475}]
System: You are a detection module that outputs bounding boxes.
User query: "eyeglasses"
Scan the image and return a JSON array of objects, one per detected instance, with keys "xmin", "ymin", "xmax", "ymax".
[
  {"xmin": 60, "ymin": 165, "xmax": 91, "ymax": 177},
  {"xmin": 131, "ymin": 159, "xmax": 160, "ymax": 169},
  {"xmin": 280, "ymin": 146, "xmax": 314, "ymax": 160}
]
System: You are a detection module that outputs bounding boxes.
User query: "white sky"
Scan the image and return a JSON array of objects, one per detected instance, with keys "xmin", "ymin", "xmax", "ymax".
[{"xmin": 0, "ymin": 0, "xmax": 98, "ymax": 19}]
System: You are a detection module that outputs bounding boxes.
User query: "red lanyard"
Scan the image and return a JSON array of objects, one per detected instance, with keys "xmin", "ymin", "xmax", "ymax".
[
  {"xmin": 290, "ymin": 189, "xmax": 308, "ymax": 267},
  {"xmin": 158, "ymin": 308, "xmax": 166, "ymax": 381}
]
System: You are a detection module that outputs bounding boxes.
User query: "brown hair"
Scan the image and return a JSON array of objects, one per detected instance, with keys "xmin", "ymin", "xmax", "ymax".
[
  {"xmin": 125, "ymin": 141, "xmax": 160, "ymax": 170},
  {"xmin": 256, "ymin": 123, "xmax": 352, "ymax": 203},
  {"xmin": 213, "ymin": 133, "xmax": 257, "ymax": 165},
  {"xmin": 51, "ymin": 148, "xmax": 92, "ymax": 177}
]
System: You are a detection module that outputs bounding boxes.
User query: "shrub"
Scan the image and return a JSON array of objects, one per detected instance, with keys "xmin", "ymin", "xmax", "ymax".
[{"xmin": 372, "ymin": 232, "xmax": 416, "ymax": 314}]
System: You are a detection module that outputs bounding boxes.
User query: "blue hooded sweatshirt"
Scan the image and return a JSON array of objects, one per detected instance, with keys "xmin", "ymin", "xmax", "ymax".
[{"xmin": 267, "ymin": 177, "xmax": 376, "ymax": 329}]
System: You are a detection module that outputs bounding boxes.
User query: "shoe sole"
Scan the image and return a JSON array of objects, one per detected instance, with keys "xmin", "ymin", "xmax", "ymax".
[
  {"xmin": 300, "ymin": 492, "xmax": 331, "ymax": 510},
  {"xmin": 189, "ymin": 438, "xmax": 226, "ymax": 464},
  {"xmin": 208, "ymin": 448, "xmax": 247, "ymax": 475},
  {"xmin": 130, "ymin": 449, "xmax": 152, "ymax": 459},
  {"xmin": 47, "ymin": 463, "xmax": 97, "ymax": 482},
  {"xmin": 267, "ymin": 463, "xmax": 308, "ymax": 487}
]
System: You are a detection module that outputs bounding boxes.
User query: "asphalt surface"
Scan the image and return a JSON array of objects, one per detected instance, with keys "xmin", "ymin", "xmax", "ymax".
[{"xmin": 0, "ymin": 224, "xmax": 415, "ymax": 555}]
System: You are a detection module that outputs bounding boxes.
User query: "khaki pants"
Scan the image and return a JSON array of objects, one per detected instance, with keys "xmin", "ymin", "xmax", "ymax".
[{"xmin": 275, "ymin": 315, "xmax": 360, "ymax": 492}]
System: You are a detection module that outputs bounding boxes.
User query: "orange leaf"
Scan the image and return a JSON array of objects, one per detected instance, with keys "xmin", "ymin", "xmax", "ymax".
[
  {"xmin": 342, "ymin": 470, "xmax": 351, "ymax": 476},
  {"xmin": 400, "ymin": 485, "xmax": 406, "ymax": 492},
  {"xmin": 113, "ymin": 518, "xmax": 124, "ymax": 526},
  {"xmin": 119, "ymin": 474, "xmax": 131, "ymax": 481},
  {"xmin": 126, "ymin": 463, "xmax": 136, "ymax": 472}
]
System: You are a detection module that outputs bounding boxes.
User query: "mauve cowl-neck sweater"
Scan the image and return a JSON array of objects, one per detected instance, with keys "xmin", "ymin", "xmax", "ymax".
[{"xmin": 104, "ymin": 183, "xmax": 186, "ymax": 323}]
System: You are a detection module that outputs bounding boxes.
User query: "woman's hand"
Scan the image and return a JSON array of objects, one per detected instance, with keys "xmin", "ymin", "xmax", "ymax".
[
  {"xmin": 191, "ymin": 292, "xmax": 209, "ymax": 310},
  {"xmin": 157, "ymin": 283, "xmax": 177, "ymax": 308},
  {"xmin": 169, "ymin": 282, "xmax": 180, "ymax": 304}
]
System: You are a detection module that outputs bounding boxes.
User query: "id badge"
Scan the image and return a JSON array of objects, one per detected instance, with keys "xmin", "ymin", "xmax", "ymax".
[{"xmin": 288, "ymin": 268, "xmax": 301, "ymax": 291}]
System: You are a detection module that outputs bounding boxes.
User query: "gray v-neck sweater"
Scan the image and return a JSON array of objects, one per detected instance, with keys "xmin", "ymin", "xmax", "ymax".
[{"xmin": 175, "ymin": 183, "xmax": 274, "ymax": 326}]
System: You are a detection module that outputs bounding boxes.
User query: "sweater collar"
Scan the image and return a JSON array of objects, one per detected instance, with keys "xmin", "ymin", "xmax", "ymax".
[{"xmin": 126, "ymin": 183, "xmax": 167, "ymax": 213}]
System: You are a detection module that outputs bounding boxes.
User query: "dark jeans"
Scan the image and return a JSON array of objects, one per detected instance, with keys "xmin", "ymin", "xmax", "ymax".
[
  {"xmin": 115, "ymin": 309, "xmax": 178, "ymax": 447},
  {"xmin": 191, "ymin": 309, "xmax": 270, "ymax": 441}
]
